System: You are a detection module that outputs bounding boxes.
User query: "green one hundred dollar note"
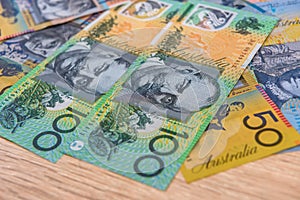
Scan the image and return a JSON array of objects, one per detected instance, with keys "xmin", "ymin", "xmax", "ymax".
[{"xmin": 56, "ymin": 0, "xmax": 278, "ymax": 190}]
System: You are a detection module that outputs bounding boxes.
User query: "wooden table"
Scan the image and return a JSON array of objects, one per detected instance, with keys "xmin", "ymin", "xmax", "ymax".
[{"xmin": 0, "ymin": 137, "xmax": 299, "ymax": 200}]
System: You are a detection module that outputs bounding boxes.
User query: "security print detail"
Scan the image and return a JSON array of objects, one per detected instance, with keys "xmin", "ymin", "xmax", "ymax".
[
  {"xmin": 180, "ymin": 71, "xmax": 300, "ymax": 183},
  {"xmin": 48, "ymin": 0, "xmax": 280, "ymax": 190}
]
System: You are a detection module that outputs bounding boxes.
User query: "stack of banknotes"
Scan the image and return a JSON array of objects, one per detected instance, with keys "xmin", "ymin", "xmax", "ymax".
[{"xmin": 0, "ymin": 0, "xmax": 299, "ymax": 190}]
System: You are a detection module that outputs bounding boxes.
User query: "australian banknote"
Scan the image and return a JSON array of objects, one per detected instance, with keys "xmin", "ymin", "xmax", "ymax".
[
  {"xmin": 250, "ymin": 40, "xmax": 300, "ymax": 151},
  {"xmin": 0, "ymin": 0, "xmax": 124, "ymax": 41},
  {"xmin": 53, "ymin": 0, "xmax": 279, "ymax": 190},
  {"xmin": 180, "ymin": 71, "xmax": 300, "ymax": 183}
]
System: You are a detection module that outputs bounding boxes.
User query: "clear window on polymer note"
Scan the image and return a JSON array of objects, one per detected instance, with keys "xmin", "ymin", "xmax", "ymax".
[
  {"xmin": 37, "ymin": 41, "xmax": 137, "ymax": 103},
  {"xmin": 114, "ymin": 54, "xmax": 221, "ymax": 121}
]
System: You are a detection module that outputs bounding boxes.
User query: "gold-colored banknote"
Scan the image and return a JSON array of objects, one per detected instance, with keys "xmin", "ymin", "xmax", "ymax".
[{"xmin": 181, "ymin": 71, "xmax": 300, "ymax": 183}]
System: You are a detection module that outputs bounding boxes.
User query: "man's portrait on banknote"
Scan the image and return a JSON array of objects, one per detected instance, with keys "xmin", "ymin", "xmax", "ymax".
[
  {"xmin": 38, "ymin": 41, "xmax": 137, "ymax": 103},
  {"xmin": 251, "ymin": 42, "xmax": 300, "ymax": 108},
  {"xmin": 31, "ymin": 0, "xmax": 97, "ymax": 23},
  {"xmin": 0, "ymin": 23, "xmax": 81, "ymax": 64},
  {"xmin": 115, "ymin": 56, "xmax": 221, "ymax": 121}
]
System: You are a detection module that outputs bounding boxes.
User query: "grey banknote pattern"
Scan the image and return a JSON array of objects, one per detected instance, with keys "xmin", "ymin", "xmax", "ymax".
[
  {"xmin": 28, "ymin": 0, "xmax": 98, "ymax": 23},
  {"xmin": 115, "ymin": 55, "xmax": 221, "ymax": 121},
  {"xmin": 0, "ymin": 23, "xmax": 81, "ymax": 66},
  {"xmin": 38, "ymin": 40, "xmax": 137, "ymax": 103}
]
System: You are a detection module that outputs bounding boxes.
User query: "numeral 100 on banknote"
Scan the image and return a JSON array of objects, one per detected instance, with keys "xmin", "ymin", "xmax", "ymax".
[{"xmin": 32, "ymin": 106, "xmax": 88, "ymax": 152}]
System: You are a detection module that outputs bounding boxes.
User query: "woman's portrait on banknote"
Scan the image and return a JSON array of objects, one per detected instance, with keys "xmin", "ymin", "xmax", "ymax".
[
  {"xmin": 251, "ymin": 42, "xmax": 300, "ymax": 108},
  {"xmin": 38, "ymin": 42, "xmax": 137, "ymax": 103},
  {"xmin": 116, "ymin": 56, "xmax": 221, "ymax": 121},
  {"xmin": 31, "ymin": 0, "xmax": 96, "ymax": 22}
]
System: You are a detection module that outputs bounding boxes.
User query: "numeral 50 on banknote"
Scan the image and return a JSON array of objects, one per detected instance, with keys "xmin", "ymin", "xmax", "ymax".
[{"xmin": 243, "ymin": 110, "xmax": 283, "ymax": 146}]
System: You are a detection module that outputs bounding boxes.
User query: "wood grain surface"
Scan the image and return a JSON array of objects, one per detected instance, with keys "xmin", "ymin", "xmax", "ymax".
[{"xmin": 0, "ymin": 137, "xmax": 299, "ymax": 200}]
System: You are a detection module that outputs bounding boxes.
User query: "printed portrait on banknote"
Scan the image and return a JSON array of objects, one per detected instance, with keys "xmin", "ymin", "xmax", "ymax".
[
  {"xmin": 30, "ymin": 0, "xmax": 97, "ymax": 23},
  {"xmin": 0, "ymin": 23, "xmax": 81, "ymax": 65},
  {"xmin": 115, "ymin": 56, "xmax": 221, "ymax": 121},
  {"xmin": 38, "ymin": 41, "xmax": 137, "ymax": 103},
  {"xmin": 251, "ymin": 41, "xmax": 300, "ymax": 108}
]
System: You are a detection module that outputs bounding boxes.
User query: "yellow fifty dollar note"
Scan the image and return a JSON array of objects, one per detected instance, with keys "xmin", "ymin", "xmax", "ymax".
[{"xmin": 181, "ymin": 71, "xmax": 300, "ymax": 183}]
